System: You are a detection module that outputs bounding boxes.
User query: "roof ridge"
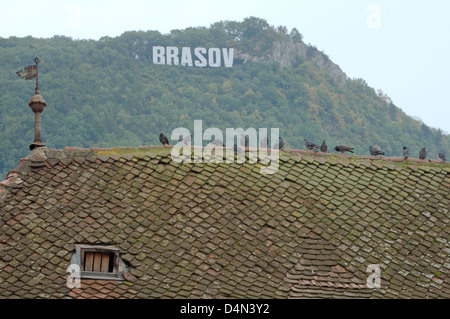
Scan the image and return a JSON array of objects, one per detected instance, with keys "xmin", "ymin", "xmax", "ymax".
[
  {"xmin": 1, "ymin": 144, "xmax": 448, "ymax": 181},
  {"xmin": 1, "ymin": 144, "xmax": 448, "ymax": 198},
  {"xmin": 60, "ymin": 145, "xmax": 449, "ymax": 166}
]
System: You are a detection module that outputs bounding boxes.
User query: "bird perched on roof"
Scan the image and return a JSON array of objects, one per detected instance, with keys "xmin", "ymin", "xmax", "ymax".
[
  {"xmin": 334, "ymin": 145, "xmax": 354, "ymax": 154},
  {"xmin": 179, "ymin": 134, "xmax": 192, "ymax": 145},
  {"xmin": 273, "ymin": 137, "xmax": 285, "ymax": 150},
  {"xmin": 304, "ymin": 139, "xmax": 319, "ymax": 151},
  {"xmin": 402, "ymin": 147, "xmax": 410, "ymax": 160},
  {"xmin": 438, "ymin": 150, "xmax": 446, "ymax": 161},
  {"xmin": 419, "ymin": 147, "xmax": 427, "ymax": 160},
  {"xmin": 240, "ymin": 134, "xmax": 249, "ymax": 148},
  {"xmin": 369, "ymin": 146, "xmax": 385, "ymax": 156},
  {"xmin": 233, "ymin": 144, "xmax": 244, "ymax": 154},
  {"xmin": 260, "ymin": 136, "xmax": 269, "ymax": 148},
  {"xmin": 159, "ymin": 133, "xmax": 169, "ymax": 146},
  {"xmin": 320, "ymin": 140, "xmax": 327, "ymax": 153},
  {"xmin": 210, "ymin": 137, "xmax": 224, "ymax": 146}
]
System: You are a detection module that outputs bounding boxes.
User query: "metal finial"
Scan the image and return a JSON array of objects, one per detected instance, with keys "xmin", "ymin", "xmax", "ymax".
[{"xmin": 34, "ymin": 57, "xmax": 39, "ymax": 92}]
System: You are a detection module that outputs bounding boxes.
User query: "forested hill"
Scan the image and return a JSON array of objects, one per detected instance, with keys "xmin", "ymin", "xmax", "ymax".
[{"xmin": 0, "ymin": 17, "xmax": 448, "ymax": 177}]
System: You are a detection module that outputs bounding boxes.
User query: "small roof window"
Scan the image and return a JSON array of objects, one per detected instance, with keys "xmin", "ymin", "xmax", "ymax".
[{"xmin": 71, "ymin": 244, "xmax": 125, "ymax": 280}]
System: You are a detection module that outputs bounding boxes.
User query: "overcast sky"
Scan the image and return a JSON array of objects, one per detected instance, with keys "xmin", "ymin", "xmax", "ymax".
[{"xmin": 1, "ymin": 0, "xmax": 449, "ymax": 133}]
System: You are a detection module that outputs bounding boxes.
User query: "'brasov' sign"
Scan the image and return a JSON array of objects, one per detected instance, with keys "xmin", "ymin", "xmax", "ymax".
[{"xmin": 152, "ymin": 46, "xmax": 235, "ymax": 68}]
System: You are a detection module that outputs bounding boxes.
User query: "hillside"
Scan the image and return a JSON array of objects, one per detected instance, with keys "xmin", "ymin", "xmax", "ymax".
[{"xmin": 0, "ymin": 17, "xmax": 448, "ymax": 177}]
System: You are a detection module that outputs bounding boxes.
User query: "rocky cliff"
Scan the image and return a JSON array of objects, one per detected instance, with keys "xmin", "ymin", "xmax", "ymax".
[{"xmin": 235, "ymin": 38, "xmax": 347, "ymax": 84}]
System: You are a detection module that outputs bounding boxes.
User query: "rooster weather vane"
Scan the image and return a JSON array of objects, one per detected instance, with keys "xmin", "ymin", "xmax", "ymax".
[{"xmin": 16, "ymin": 57, "xmax": 40, "ymax": 91}]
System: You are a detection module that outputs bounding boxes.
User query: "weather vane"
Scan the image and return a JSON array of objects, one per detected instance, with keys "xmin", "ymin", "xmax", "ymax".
[
  {"xmin": 16, "ymin": 57, "xmax": 40, "ymax": 92},
  {"xmin": 16, "ymin": 57, "xmax": 47, "ymax": 150}
]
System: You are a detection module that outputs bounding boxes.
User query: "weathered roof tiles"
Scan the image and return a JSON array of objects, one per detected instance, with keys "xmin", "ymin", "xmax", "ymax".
[{"xmin": 0, "ymin": 145, "xmax": 449, "ymax": 299}]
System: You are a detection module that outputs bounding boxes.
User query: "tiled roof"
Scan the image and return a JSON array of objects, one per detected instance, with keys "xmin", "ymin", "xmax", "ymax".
[{"xmin": 0, "ymin": 145, "xmax": 449, "ymax": 299}]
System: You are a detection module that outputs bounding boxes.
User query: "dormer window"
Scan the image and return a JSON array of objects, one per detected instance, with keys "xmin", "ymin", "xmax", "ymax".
[{"xmin": 71, "ymin": 244, "xmax": 125, "ymax": 280}]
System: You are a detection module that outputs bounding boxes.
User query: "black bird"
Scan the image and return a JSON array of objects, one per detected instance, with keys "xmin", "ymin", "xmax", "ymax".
[
  {"xmin": 159, "ymin": 133, "xmax": 169, "ymax": 146},
  {"xmin": 260, "ymin": 136, "xmax": 269, "ymax": 148},
  {"xmin": 402, "ymin": 147, "xmax": 410, "ymax": 160},
  {"xmin": 320, "ymin": 140, "xmax": 327, "ymax": 153},
  {"xmin": 179, "ymin": 134, "xmax": 192, "ymax": 145},
  {"xmin": 334, "ymin": 145, "xmax": 354, "ymax": 154},
  {"xmin": 233, "ymin": 144, "xmax": 244, "ymax": 154},
  {"xmin": 273, "ymin": 137, "xmax": 285, "ymax": 150},
  {"xmin": 369, "ymin": 146, "xmax": 385, "ymax": 156},
  {"xmin": 304, "ymin": 139, "xmax": 319, "ymax": 151},
  {"xmin": 419, "ymin": 147, "xmax": 427, "ymax": 160},
  {"xmin": 438, "ymin": 150, "xmax": 446, "ymax": 161},
  {"xmin": 210, "ymin": 137, "xmax": 224, "ymax": 146},
  {"xmin": 240, "ymin": 134, "xmax": 249, "ymax": 148}
]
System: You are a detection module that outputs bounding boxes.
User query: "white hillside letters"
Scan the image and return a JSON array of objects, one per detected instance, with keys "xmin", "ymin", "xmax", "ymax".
[{"xmin": 152, "ymin": 46, "xmax": 234, "ymax": 68}]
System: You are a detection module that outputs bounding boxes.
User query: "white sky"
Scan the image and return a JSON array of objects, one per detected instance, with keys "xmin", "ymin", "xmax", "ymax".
[{"xmin": 1, "ymin": 0, "xmax": 449, "ymax": 133}]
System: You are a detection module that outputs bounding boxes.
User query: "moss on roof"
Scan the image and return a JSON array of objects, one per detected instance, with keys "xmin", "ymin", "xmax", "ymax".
[{"xmin": 0, "ymin": 145, "xmax": 449, "ymax": 299}]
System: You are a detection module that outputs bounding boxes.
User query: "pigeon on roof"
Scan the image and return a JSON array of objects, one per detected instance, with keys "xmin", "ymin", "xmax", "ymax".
[
  {"xmin": 233, "ymin": 144, "xmax": 244, "ymax": 154},
  {"xmin": 260, "ymin": 136, "xmax": 269, "ymax": 148},
  {"xmin": 320, "ymin": 140, "xmax": 327, "ymax": 153},
  {"xmin": 334, "ymin": 145, "xmax": 354, "ymax": 154},
  {"xmin": 273, "ymin": 137, "xmax": 285, "ymax": 150},
  {"xmin": 179, "ymin": 135, "xmax": 192, "ymax": 145},
  {"xmin": 159, "ymin": 133, "xmax": 170, "ymax": 146},
  {"xmin": 438, "ymin": 150, "xmax": 446, "ymax": 161},
  {"xmin": 369, "ymin": 146, "xmax": 385, "ymax": 156},
  {"xmin": 403, "ymin": 147, "xmax": 410, "ymax": 160},
  {"xmin": 240, "ymin": 135, "xmax": 249, "ymax": 148},
  {"xmin": 210, "ymin": 137, "xmax": 224, "ymax": 146},
  {"xmin": 419, "ymin": 147, "xmax": 427, "ymax": 160},
  {"xmin": 304, "ymin": 139, "xmax": 319, "ymax": 151}
]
